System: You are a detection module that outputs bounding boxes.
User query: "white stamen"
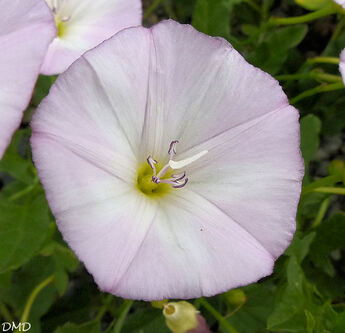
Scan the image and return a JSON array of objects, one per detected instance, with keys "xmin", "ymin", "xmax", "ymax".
[
  {"xmin": 61, "ymin": 16, "xmax": 70, "ymax": 22},
  {"xmin": 52, "ymin": 0, "xmax": 59, "ymax": 13},
  {"xmin": 168, "ymin": 150, "xmax": 208, "ymax": 170},
  {"xmin": 173, "ymin": 178, "xmax": 189, "ymax": 188},
  {"xmin": 146, "ymin": 141, "xmax": 207, "ymax": 190},
  {"xmin": 171, "ymin": 172, "xmax": 186, "ymax": 181},
  {"xmin": 147, "ymin": 155, "xmax": 157, "ymax": 176},
  {"xmin": 168, "ymin": 140, "xmax": 179, "ymax": 158},
  {"xmin": 156, "ymin": 164, "xmax": 170, "ymax": 179},
  {"xmin": 50, "ymin": 0, "xmax": 71, "ymax": 22}
]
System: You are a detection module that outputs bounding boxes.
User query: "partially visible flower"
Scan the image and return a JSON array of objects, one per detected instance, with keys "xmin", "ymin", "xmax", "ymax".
[
  {"xmin": 41, "ymin": 0, "xmax": 142, "ymax": 75},
  {"xmin": 163, "ymin": 301, "xmax": 212, "ymax": 333},
  {"xmin": 31, "ymin": 20, "xmax": 303, "ymax": 300},
  {"xmin": 0, "ymin": 0, "xmax": 55, "ymax": 159},
  {"xmin": 339, "ymin": 48, "xmax": 345, "ymax": 83},
  {"xmin": 335, "ymin": 0, "xmax": 345, "ymax": 8}
]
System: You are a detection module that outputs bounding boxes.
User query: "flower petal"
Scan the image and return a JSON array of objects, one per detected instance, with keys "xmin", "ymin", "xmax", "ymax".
[
  {"xmin": 340, "ymin": 48, "xmax": 345, "ymax": 83},
  {"xmin": 180, "ymin": 105, "xmax": 303, "ymax": 259},
  {"xmin": 32, "ymin": 20, "xmax": 302, "ymax": 300},
  {"xmin": 80, "ymin": 27, "xmax": 151, "ymax": 157},
  {"xmin": 111, "ymin": 190, "xmax": 274, "ymax": 300},
  {"xmin": 31, "ymin": 134, "xmax": 158, "ymax": 292},
  {"xmin": 139, "ymin": 20, "xmax": 290, "ymax": 160},
  {"xmin": 41, "ymin": 0, "xmax": 142, "ymax": 75},
  {"xmin": 0, "ymin": 0, "xmax": 55, "ymax": 159},
  {"xmin": 32, "ymin": 37, "xmax": 151, "ymax": 169},
  {"xmin": 335, "ymin": 0, "xmax": 345, "ymax": 8}
]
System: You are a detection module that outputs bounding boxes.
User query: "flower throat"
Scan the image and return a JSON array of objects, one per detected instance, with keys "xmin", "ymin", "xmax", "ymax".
[
  {"xmin": 49, "ymin": 0, "xmax": 70, "ymax": 37},
  {"xmin": 136, "ymin": 141, "xmax": 208, "ymax": 196}
]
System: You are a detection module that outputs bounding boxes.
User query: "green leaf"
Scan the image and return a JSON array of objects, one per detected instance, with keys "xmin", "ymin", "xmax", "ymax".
[
  {"xmin": 223, "ymin": 0, "xmax": 243, "ymax": 10},
  {"xmin": 0, "ymin": 271, "xmax": 12, "ymax": 292},
  {"xmin": 310, "ymin": 212, "xmax": 345, "ymax": 276},
  {"xmin": 249, "ymin": 25, "xmax": 308, "ymax": 74},
  {"xmin": 0, "ymin": 129, "xmax": 35, "ymax": 185},
  {"xmin": 31, "ymin": 75, "xmax": 56, "ymax": 107},
  {"xmin": 54, "ymin": 321, "xmax": 100, "ymax": 333},
  {"xmin": 175, "ymin": 0, "xmax": 197, "ymax": 22},
  {"xmin": 285, "ymin": 232, "xmax": 316, "ymax": 263},
  {"xmin": 228, "ymin": 283, "xmax": 275, "ymax": 332},
  {"xmin": 122, "ymin": 308, "xmax": 169, "ymax": 333},
  {"xmin": 267, "ymin": 259, "xmax": 306, "ymax": 331},
  {"xmin": 0, "ymin": 193, "xmax": 50, "ymax": 273},
  {"xmin": 319, "ymin": 96, "xmax": 345, "ymax": 136},
  {"xmin": 305, "ymin": 310, "xmax": 315, "ymax": 333},
  {"xmin": 192, "ymin": 0, "xmax": 231, "ymax": 39},
  {"xmin": 268, "ymin": 256, "xmax": 337, "ymax": 332},
  {"xmin": 311, "ymin": 212, "xmax": 345, "ymax": 256},
  {"xmin": 295, "ymin": 0, "xmax": 332, "ymax": 11},
  {"xmin": 241, "ymin": 24, "xmax": 259, "ymax": 36},
  {"xmin": 0, "ymin": 256, "xmax": 56, "ymax": 333},
  {"xmin": 334, "ymin": 311, "xmax": 345, "ymax": 333},
  {"xmin": 300, "ymin": 114, "xmax": 322, "ymax": 166},
  {"xmin": 52, "ymin": 244, "xmax": 79, "ymax": 296}
]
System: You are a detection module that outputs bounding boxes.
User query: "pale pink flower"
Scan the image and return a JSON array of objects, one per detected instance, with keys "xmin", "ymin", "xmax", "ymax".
[
  {"xmin": 335, "ymin": 0, "xmax": 345, "ymax": 7},
  {"xmin": 0, "ymin": 0, "xmax": 55, "ymax": 159},
  {"xmin": 41, "ymin": 0, "xmax": 142, "ymax": 75},
  {"xmin": 31, "ymin": 20, "xmax": 304, "ymax": 301},
  {"xmin": 339, "ymin": 49, "xmax": 345, "ymax": 83}
]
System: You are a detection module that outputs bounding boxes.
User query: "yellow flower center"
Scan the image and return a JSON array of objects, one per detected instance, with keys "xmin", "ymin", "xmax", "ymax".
[
  {"xmin": 136, "ymin": 164, "xmax": 171, "ymax": 197},
  {"xmin": 55, "ymin": 18, "xmax": 67, "ymax": 38},
  {"xmin": 136, "ymin": 141, "xmax": 207, "ymax": 197}
]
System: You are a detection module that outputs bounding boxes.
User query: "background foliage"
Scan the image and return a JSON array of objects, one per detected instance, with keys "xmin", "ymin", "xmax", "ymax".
[{"xmin": 1, "ymin": 0, "xmax": 345, "ymax": 332}]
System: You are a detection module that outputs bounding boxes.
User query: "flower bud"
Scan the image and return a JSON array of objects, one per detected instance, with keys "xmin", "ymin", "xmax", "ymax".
[
  {"xmin": 163, "ymin": 301, "xmax": 198, "ymax": 333},
  {"xmin": 152, "ymin": 300, "xmax": 168, "ymax": 309},
  {"xmin": 224, "ymin": 289, "xmax": 246, "ymax": 307}
]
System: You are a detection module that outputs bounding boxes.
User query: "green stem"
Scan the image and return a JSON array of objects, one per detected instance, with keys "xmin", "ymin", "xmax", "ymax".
[
  {"xmin": 0, "ymin": 302, "xmax": 14, "ymax": 322},
  {"xmin": 224, "ymin": 303, "xmax": 245, "ymax": 319},
  {"xmin": 50, "ymin": 75, "xmax": 58, "ymax": 85},
  {"xmin": 17, "ymin": 275, "xmax": 54, "ymax": 329},
  {"xmin": 244, "ymin": 0, "xmax": 261, "ymax": 14},
  {"xmin": 302, "ymin": 175, "xmax": 341, "ymax": 195},
  {"xmin": 276, "ymin": 72, "xmax": 342, "ymax": 82},
  {"xmin": 261, "ymin": 0, "xmax": 272, "ymax": 21},
  {"xmin": 8, "ymin": 184, "xmax": 37, "ymax": 201},
  {"xmin": 331, "ymin": 16, "xmax": 345, "ymax": 41},
  {"xmin": 333, "ymin": 303, "xmax": 345, "ymax": 308},
  {"xmin": 312, "ymin": 197, "xmax": 330, "ymax": 228},
  {"xmin": 276, "ymin": 73, "xmax": 312, "ymax": 81},
  {"xmin": 312, "ymin": 72, "xmax": 342, "ymax": 82},
  {"xmin": 113, "ymin": 300, "xmax": 133, "ymax": 333},
  {"xmin": 290, "ymin": 81, "xmax": 344, "ymax": 104},
  {"xmin": 198, "ymin": 298, "xmax": 239, "ymax": 333},
  {"xmin": 269, "ymin": 6, "xmax": 337, "ymax": 26},
  {"xmin": 314, "ymin": 187, "xmax": 345, "ymax": 195},
  {"xmin": 306, "ymin": 57, "xmax": 340, "ymax": 65},
  {"xmin": 95, "ymin": 294, "xmax": 113, "ymax": 322},
  {"xmin": 143, "ymin": 0, "xmax": 164, "ymax": 19}
]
